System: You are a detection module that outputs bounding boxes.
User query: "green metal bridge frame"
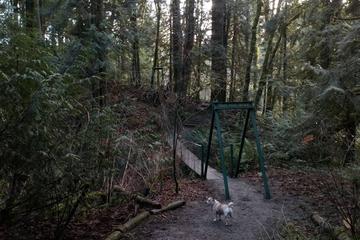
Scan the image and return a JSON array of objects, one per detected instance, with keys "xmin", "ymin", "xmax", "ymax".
[{"xmin": 203, "ymin": 102, "xmax": 271, "ymax": 200}]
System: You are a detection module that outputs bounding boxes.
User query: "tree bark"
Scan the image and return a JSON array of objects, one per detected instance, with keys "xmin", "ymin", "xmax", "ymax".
[
  {"xmin": 151, "ymin": 0, "xmax": 161, "ymax": 88},
  {"xmin": 130, "ymin": 0, "xmax": 141, "ymax": 86},
  {"xmin": 210, "ymin": 0, "xmax": 227, "ymax": 101},
  {"xmin": 25, "ymin": 0, "xmax": 35, "ymax": 31},
  {"xmin": 172, "ymin": 0, "xmax": 183, "ymax": 94},
  {"xmin": 264, "ymin": 34, "xmax": 282, "ymax": 113},
  {"xmin": 182, "ymin": 0, "xmax": 196, "ymax": 96},
  {"xmin": 150, "ymin": 200, "xmax": 186, "ymax": 214},
  {"xmin": 229, "ymin": 12, "xmax": 239, "ymax": 101},
  {"xmin": 91, "ymin": 0, "xmax": 107, "ymax": 106},
  {"xmin": 319, "ymin": 0, "xmax": 342, "ymax": 69},
  {"xmin": 254, "ymin": 0, "xmax": 283, "ymax": 109},
  {"xmin": 242, "ymin": 0, "xmax": 262, "ymax": 101},
  {"xmin": 343, "ymin": 108, "xmax": 357, "ymax": 165},
  {"xmin": 194, "ymin": 0, "xmax": 204, "ymax": 100},
  {"xmin": 282, "ymin": 0, "xmax": 289, "ymax": 114}
]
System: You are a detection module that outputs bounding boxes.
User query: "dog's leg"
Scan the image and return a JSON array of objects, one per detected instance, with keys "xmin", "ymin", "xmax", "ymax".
[
  {"xmin": 224, "ymin": 214, "xmax": 232, "ymax": 226},
  {"xmin": 213, "ymin": 213, "xmax": 218, "ymax": 222}
]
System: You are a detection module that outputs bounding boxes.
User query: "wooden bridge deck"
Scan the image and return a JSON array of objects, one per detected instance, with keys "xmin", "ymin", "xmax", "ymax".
[{"xmin": 167, "ymin": 136, "xmax": 222, "ymax": 180}]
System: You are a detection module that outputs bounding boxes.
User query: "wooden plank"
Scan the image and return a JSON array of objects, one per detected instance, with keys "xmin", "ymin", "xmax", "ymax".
[{"xmin": 167, "ymin": 136, "xmax": 222, "ymax": 180}]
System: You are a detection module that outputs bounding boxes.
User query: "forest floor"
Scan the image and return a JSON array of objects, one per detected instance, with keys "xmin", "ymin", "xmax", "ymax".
[
  {"xmin": 129, "ymin": 177, "xmax": 281, "ymax": 240},
  {"xmin": 126, "ymin": 167, "xmax": 336, "ymax": 240}
]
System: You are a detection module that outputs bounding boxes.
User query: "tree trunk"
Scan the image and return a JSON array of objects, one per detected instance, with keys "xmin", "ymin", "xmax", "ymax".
[
  {"xmin": 130, "ymin": 0, "xmax": 141, "ymax": 87},
  {"xmin": 264, "ymin": 34, "xmax": 282, "ymax": 113},
  {"xmin": 229, "ymin": 13, "xmax": 239, "ymax": 101},
  {"xmin": 254, "ymin": 30, "xmax": 276, "ymax": 108},
  {"xmin": 254, "ymin": 0, "xmax": 283, "ymax": 109},
  {"xmin": 319, "ymin": 0, "xmax": 342, "ymax": 69},
  {"xmin": 182, "ymin": 0, "xmax": 196, "ymax": 96},
  {"xmin": 343, "ymin": 108, "xmax": 357, "ymax": 165},
  {"xmin": 172, "ymin": 0, "xmax": 183, "ymax": 94},
  {"xmin": 91, "ymin": 0, "xmax": 107, "ymax": 106},
  {"xmin": 210, "ymin": 0, "xmax": 227, "ymax": 101},
  {"xmin": 169, "ymin": 13, "xmax": 173, "ymax": 90},
  {"xmin": 151, "ymin": 0, "xmax": 161, "ymax": 88},
  {"xmin": 25, "ymin": 0, "xmax": 35, "ymax": 31},
  {"xmin": 35, "ymin": 0, "xmax": 42, "ymax": 35},
  {"xmin": 194, "ymin": 0, "xmax": 204, "ymax": 100},
  {"xmin": 282, "ymin": 0, "xmax": 289, "ymax": 114},
  {"xmin": 242, "ymin": 0, "xmax": 262, "ymax": 101}
]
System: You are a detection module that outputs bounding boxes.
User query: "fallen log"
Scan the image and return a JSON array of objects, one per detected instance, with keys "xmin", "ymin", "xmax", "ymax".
[
  {"xmin": 104, "ymin": 231, "xmax": 122, "ymax": 240},
  {"xmin": 311, "ymin": 212, "xmax": 351, "ymax": 240},
  {"xmin": 115, "ymin": 211, "xmax": 150, "ymax": 232},
  {"xmin": 112, "ymin": 186, "xmax": 162, "ymax": 209},
  {"xmin": 104, "ymin": 211, "xmax": 150, "ymax": 240},
  {"xmin": 135, "ymin": 195, "xmax": 162, "ymax": 209},
  {"xmin": 150, "ymin": 200, "xmax": 185, "ymax": 214}
]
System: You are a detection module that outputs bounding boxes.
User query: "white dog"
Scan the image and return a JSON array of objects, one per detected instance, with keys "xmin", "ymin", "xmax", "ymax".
[{"xmin": 206, "ymin": 197, "xmax": 234, "ymax": 225}]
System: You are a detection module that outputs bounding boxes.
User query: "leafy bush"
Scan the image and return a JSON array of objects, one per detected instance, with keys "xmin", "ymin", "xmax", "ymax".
[{"xmin": 0, "ymin": 31, "xmax": 122, "ymax": 238}]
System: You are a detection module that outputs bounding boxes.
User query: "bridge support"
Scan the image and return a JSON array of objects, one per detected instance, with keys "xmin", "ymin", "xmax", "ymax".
[{"xmin": 203, "ymin": 102, "xmax": 271, "ymax": 200}]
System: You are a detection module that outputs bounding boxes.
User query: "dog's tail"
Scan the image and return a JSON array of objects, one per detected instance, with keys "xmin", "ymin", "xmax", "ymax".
[{"xmin": 228, "ymin": 202, "xmax": 234, "ymax": 208}]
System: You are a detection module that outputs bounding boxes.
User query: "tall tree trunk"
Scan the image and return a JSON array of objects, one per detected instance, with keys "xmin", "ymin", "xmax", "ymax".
[
  {"xmin": 172, "ymin": 0, "xmax": 183, "ymax": 94},
  {"xmin": 91, "ymin": 0, "xmax": 106, "ymax": 106},
  {"xmin": 319, "ymin": 0, "xmax": 342, "ymax": 69},
  {"xmin": 182, "ymin": 0, "xmax": 196, "ymax": 96},
  {"xmin": 169, "ymin": 12, "xmax": 173, "ymax": 90},
  {"xmin": 242, "ymin": 0, "xmax": 262, "ymax": 101},
  {"xmin": 130, "ymin": 0, "xmax": 141, "ymax": 86},
  {"xmin": 282, "ymin": 0, "xmax": 289, "ymax": 114},
  {"xmin": 25, "ymin": 0, "xmax": 35, "ymax": 31},
  {"xmin": 229, "ymin": 12, "xmax": 239, "ymax": 101},
  {"xmin": 254, "ymin": 0, "xmax": 283, "ymax": 108},
  {"xmin": 151, "ymin": 0, "xmax": 161, "ymax": 88},
  {"xmin": 254, "ymin": 32, "xmax": 275, "ymax": 108},
  {"xmin": 210, "ymin": 0, "xmax": 226, "ymax": 101},
  {"xmin": 194, "ymin": 0, "xmax": 204, "ymax": 100},
  {"xmin": 264, "ymin": 34, "xmax": 282, "ymax": 113},
  {"xmin": 343, "ymin": 119, "xmax": 357, "ymax": 165},
  {"xmin": 35, "ymin": 0, "xmax": 42, "ymax": 34}
]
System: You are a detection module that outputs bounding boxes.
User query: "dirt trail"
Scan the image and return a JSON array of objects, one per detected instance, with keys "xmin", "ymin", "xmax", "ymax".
[{"xmin": 130, "ymin": 177, "xmax": 283, "ymax": 240}]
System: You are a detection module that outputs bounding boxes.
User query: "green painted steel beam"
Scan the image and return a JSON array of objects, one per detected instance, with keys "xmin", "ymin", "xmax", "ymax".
[
  {"xmin": 250, "ymin": 110, "xmax": 271, "ymax": 199},
  {"xmin": 235, "ymin": 109, "xmax": 250, "ymax": 178},
  {"xmin": 204, "ymin": 109, "xmax": 215, "ymax": 180},
  {"xmin": 214, "ymin": 110, "xmax": 230, "ymax": 200},
  {"xmin": 213, "ymin": 102, "xmax": 254, "ymax": 111},
  {"xmin": 230, "ymin": 144, "xmax": 235, "ymax": 177},
  {"xmin": 201, "ymin": 144, "xmax": 205, "ymax": 178}
]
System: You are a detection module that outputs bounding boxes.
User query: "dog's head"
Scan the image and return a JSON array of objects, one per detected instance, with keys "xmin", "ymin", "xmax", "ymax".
[{"xmin": 206, "ymin": 197, "xmax": 215, "ymax": 205}]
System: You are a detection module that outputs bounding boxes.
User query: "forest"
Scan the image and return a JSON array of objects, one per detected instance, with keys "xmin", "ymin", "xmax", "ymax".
[{"xmin": 0, "ymin": 0, "xmax": 359, "ymax": 239}]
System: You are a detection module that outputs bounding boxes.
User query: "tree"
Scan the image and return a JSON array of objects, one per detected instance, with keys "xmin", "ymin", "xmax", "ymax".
[
  {"xmin": 151, "ymin": 0, "xmax": 162, "ymax": 88},
  {"xmin": 210, "ymin": 0, "xmax": 227, "ymax": 101},
  {"xmin": 182, "ymin": 0, "xmax": 196, "ymax": 95},
  {"xmin": 254, "ymin": 0, "xmax": 283, "ymax": 109},
  {"xmin": 129, "ymin": 0, "xmax": 141, "ymax": 86},
  {"xmin": 242, "ymin": 0, "xmax": 262, "ymax": 101},
  {"xmin": 171, "ymin": 0, "xmax": 183, "ymax": 95}
]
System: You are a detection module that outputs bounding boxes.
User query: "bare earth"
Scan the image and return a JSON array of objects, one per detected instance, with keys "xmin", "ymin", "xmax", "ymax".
[{"xmin": 129, "ymin": 177, "xmax": 283, "ymax": 240}]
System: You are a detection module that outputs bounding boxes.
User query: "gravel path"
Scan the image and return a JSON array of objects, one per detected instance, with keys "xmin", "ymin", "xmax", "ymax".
[{"xmin": 130, "ymin": 177, "xmax": 283, "ymax": 240}]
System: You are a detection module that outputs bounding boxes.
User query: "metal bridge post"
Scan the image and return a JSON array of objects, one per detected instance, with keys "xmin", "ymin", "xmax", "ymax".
[
  {"xmin": 214, "ymin": 110, "xmax": 230, "ymax": 200},
  {"xmin": 250, "ymin": 110, "xmax": 271, "ymax": 199}
]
